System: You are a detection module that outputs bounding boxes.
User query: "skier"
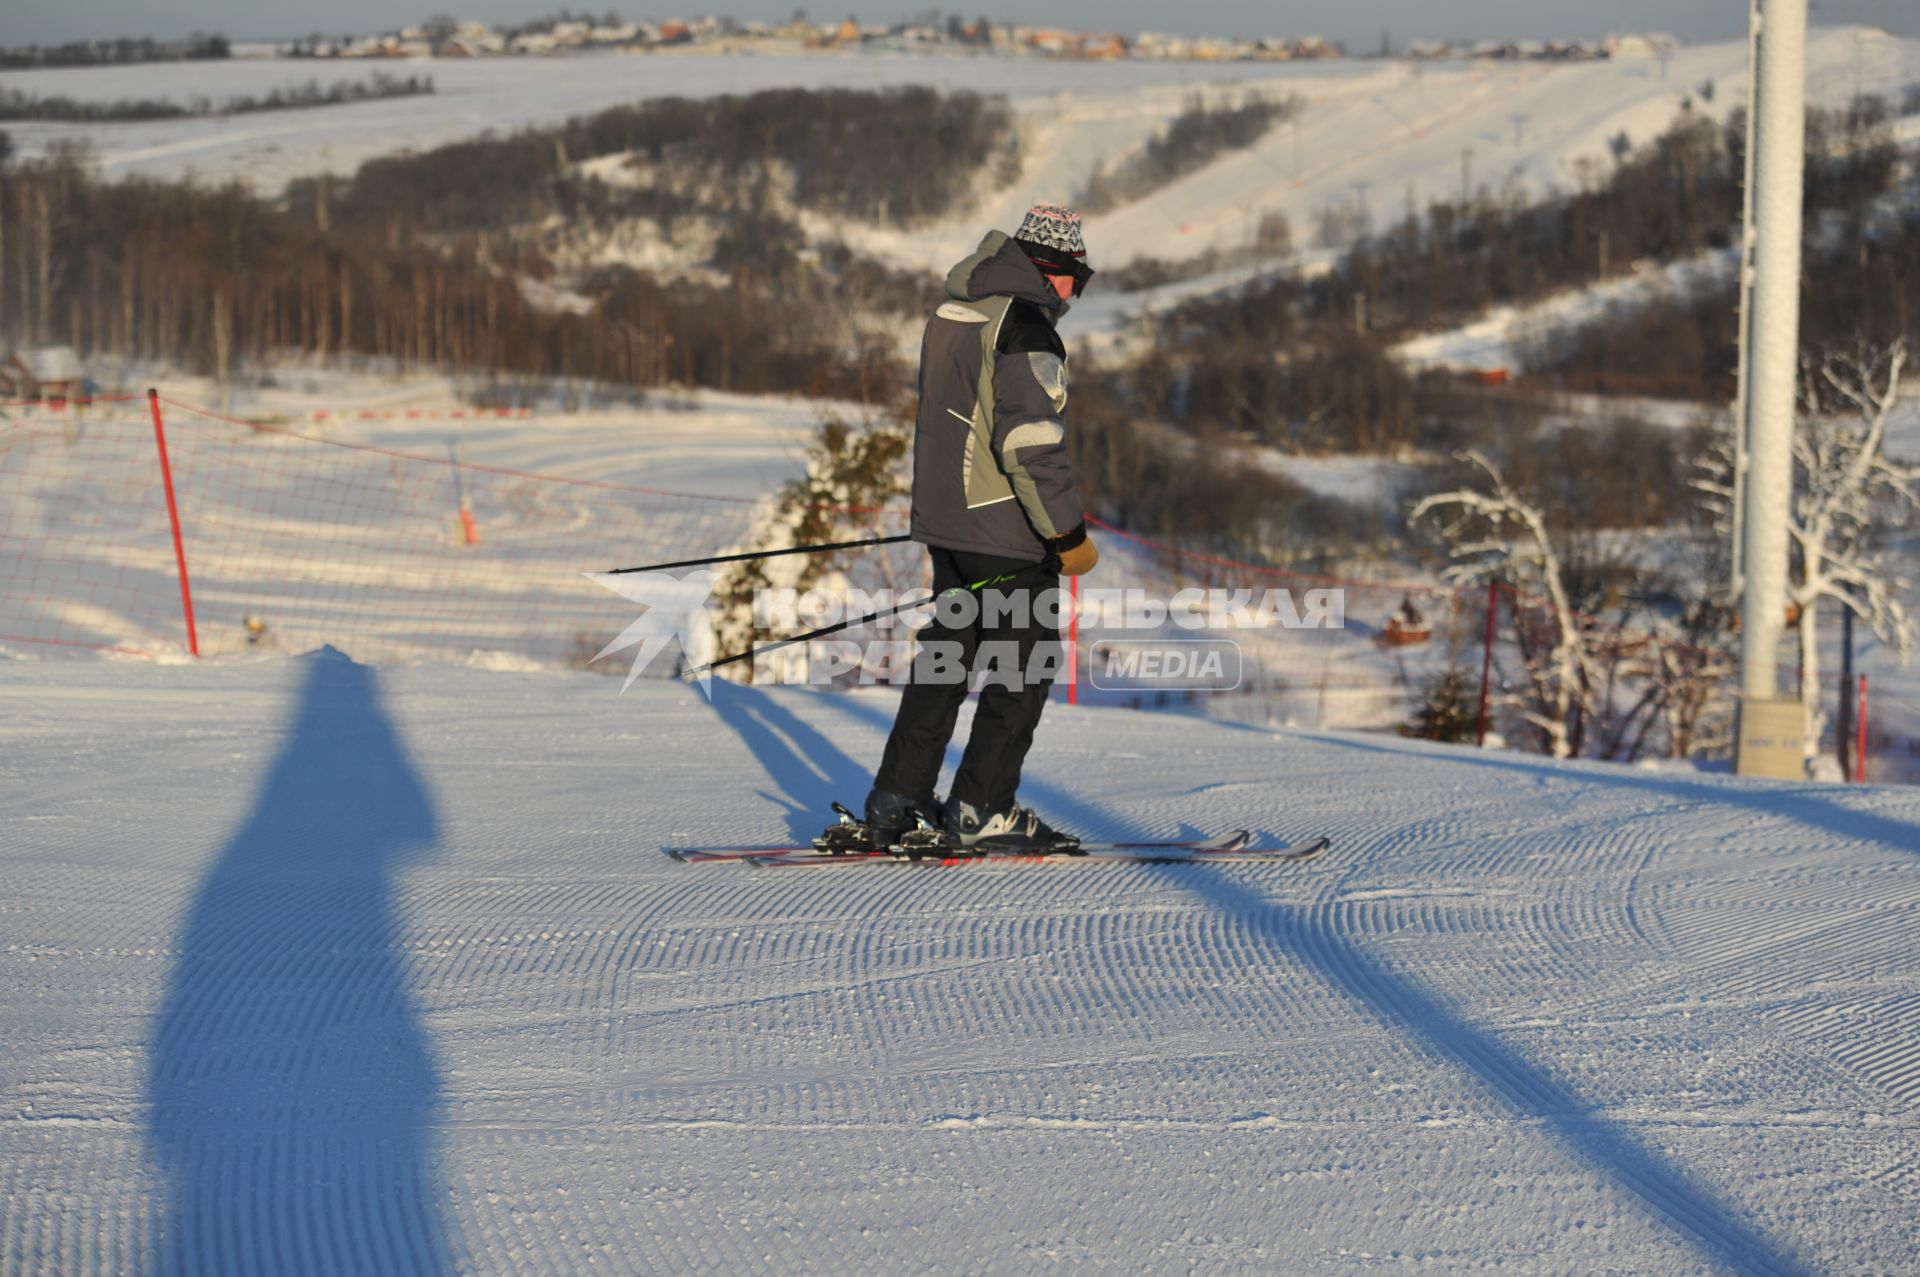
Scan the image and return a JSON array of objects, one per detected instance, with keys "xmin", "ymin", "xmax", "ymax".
[{"xmin": 830, "ymin": 203, "xmax": 1100, "ymax": 855}]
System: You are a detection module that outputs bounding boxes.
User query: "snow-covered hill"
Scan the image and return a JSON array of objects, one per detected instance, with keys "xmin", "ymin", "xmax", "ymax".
[
  {"xmin": 3, "ymin": 652, "xmax": 1919, "ymax": 1273},
  {"xmin": 8, "ymin": 29, "xmax": 1915, "ymax": 288}
]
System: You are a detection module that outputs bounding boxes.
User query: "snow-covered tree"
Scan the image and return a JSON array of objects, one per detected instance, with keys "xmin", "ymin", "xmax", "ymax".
[
  {"xmin": 1696, "ymin": 341, "xmax": 1915, "ymax": 752},
  {"xmin": 1411, "ymin": 451, "xmax": 1595, "ymax": 758},
  {"xmin": 710, "ymin": 415, "xmax": 912, "ymax": 684}
]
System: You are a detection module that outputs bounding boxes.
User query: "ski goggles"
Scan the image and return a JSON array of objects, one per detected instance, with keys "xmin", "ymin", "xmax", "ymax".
[{"xmin": 1020, "ymin": 241, "xmax": 1096, "ymax": 297}]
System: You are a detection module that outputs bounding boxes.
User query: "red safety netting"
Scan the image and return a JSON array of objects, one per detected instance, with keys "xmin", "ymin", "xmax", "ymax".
[
  {"xmin": 0, "ymin": 395, "xmax": 806, "ymax": 666},
  {"xmin": 4, "ymin": 391, "xmax": 1901, "ymax": 777},
  {"xmin": 1071, "ymin": 514, "xmax": 1473, "ymax": 733}
]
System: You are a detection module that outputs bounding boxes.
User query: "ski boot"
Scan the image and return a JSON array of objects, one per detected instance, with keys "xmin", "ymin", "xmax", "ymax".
[
  {"xmin": 940, "ymin": 797, "xmax": 1083, "ymax": 856},
  {"xmin": 813, "ymin": 789, "xmax": 935, "ymax": 856}
]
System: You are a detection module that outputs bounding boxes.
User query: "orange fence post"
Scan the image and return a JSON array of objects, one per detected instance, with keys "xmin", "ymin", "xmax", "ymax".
[{"xmin": 146, "ymin": 389, "xmax": 199, "ymax": 656}]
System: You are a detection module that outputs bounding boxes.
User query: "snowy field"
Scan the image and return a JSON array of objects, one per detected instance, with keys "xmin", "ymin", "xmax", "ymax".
[
  {"xmin": 3, "ymin": 653, "xmax": 1920, "ymax": 1273},
  {"xmin": 0, "ymin": 49, "xmax": 1350, "ymax": 202}
]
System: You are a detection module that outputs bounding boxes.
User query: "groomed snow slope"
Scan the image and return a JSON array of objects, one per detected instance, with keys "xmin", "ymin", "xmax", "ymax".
[{"xmin": 4, "ymin": 652, "xmax": 1919, "ymax": 1274}]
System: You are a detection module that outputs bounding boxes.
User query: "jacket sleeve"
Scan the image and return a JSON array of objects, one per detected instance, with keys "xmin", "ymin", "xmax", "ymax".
[{"xmin": 989, "ymin": 345, "xmax": 1084, "ymax": 544}]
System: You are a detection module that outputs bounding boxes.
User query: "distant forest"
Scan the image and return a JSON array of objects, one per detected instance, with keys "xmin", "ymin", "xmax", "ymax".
[
  {"xmin": 0, "ymin": 74, "xmax": 435, "ymax": 124},
  {"xmin": 292, "ymin": 86, "xmax": 1019, "ymax": 234},
  {"xmin": 1079, "ymin": 93, "xmax": 1299, "ymax": 215},
  {"xmin": 1114, "ymin": 99, "xmax": 1913, "ymax": 460},
  {"xmin": 0, "ymin": 35, "xmax": 231, "ymax": 70},
  {"xmin": 0, "ymin": 85, "xmax": 1025, "ymax": 406},
  {"xmin": 1060, "ymin": 96, "xmax": 1917, "ymax": 568},
  {"xmin": 0, "ymin": 149, "xmax": 909, "ymax": 403},
  {"xmin": 1530, "ymin": 99, "xmax": 1917, "ymax": 399},
  {"xmin": 1314, "ymin": 96, "xmax": 1902, "ymax": 346}
]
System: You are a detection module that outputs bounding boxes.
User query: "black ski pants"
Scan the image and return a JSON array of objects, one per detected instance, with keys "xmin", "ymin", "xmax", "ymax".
[{"xmin": 873, "ymin": 545, "xmax": 1062, "ymax": 815}]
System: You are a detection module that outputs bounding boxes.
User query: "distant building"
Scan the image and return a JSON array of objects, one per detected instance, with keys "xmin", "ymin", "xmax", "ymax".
[
  {"xmin": 1133, "ymin": 32, "xmax": 1188, "ymax": 60},
  {"xmin": 1605, "ymin": 33, "xmax": 1679, "ymax": 60},
  {"xmin": 1017, "ymin": 27, "xmax": 1077, "ymax": 56},
  {"xmin": 1078, "ymin": 34, "xmax": 1128, "ymax": 60},
  {"xmin": 1, "ymin": 346, "xmax": 88, "ymax": 400},
  {"xmin": 440, "ymin": 31, "xmax": 507, "ymax": 56}
]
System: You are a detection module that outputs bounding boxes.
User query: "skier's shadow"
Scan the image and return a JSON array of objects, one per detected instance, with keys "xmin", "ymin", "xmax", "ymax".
[
  {"xmin": 802, "ymin": 690, "xmax": 1810, "ymax": 1277},
  {"xmin": 147, "ymin": 648, "xmax": 454, "ymax": 1276},
  {"xmin": 704, "ymin": 677, "xmax": 875, "ymax": 842}
]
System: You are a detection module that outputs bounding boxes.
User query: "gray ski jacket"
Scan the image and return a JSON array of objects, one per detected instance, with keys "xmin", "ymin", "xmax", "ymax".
[{"xmin": 906, "ymin": 231, "xmax": 1088, "ymax": 564}]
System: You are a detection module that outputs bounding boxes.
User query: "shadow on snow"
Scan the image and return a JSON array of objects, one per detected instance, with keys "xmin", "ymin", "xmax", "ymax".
[
  {"xmin": 147, "ymin": 648, "xmax": 453, "ymax": 1276},
  {"xmin": 1301, "ymin": 730, "xmax": 1920, "ymax": 859},
  {"xmin": 704, "ymin": 676, "xmax": 874, "ymax": 843},
  {"xmin": 712, "ymin": 683, "xmax": 1811, "ymax": 1277}
]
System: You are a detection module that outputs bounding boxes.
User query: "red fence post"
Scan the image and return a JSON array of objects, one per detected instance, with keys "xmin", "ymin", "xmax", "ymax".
[
  {"xmin": 1067, "ymin": 572, "xmax": 1079, "ymax": 706},
  {"xmin": 147, "ymin": 390, "xmax": 199, "ymax": 657},
  {"xmin": 1857, "ymin": 675, "xmax": 1868, "ymax": 784},
  {"xmin": 1475, "ymin": 580, "xmax": 1499, "ymax": 747}
]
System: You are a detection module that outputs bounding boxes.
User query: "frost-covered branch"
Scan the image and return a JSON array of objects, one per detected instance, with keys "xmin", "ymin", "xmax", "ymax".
[
  {"xmin": 1412, "ymin": 451, "xmax": 1597, "ymax": 758},
  {"xmin": 1698, "ymin": 340, "xmax": 1914, "ymax": 757}
]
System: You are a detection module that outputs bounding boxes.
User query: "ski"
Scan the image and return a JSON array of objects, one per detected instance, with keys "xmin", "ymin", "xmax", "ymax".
[
  {"xmin": 674, "ymin": 806, "xmax": 1254, "ymax": 864},
  {"xmin": 665, "ymin": 830, "xmax": 1248, "ymax": 864},
  {"xmin": 664, "ymin": 832, "xmax": 1330, "ymax": 869}
]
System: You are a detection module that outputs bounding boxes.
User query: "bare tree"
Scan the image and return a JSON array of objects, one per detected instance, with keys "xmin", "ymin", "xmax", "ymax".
[
  {"xmin": 1697, "ymin": 341, "xmax": 1915, "ymax": 754},
  {"xmin": 1636, "ymin": 599, "xmax": 1738, "ymax": 760},
  {"xmin": 1412, "ymin": 450, "xmax": 1595, "ymax": 758},
  {"xmin": 211, "ymin": 282, "xmax": 235, "ymax": 407}
]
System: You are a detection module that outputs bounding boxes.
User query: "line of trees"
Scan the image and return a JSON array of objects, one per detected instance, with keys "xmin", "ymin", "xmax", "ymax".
[
  {"xmin": 0, "ymin": 84, "xmax": 1027, "ymax": 402},
  {"xmin": 292, "ymin": 86, "xmax": 1017, "ymax": 237},
  {"xmin": 0, "ymin": 35, "xmax": 230, "ymax": 70},
  {"xmin": 0, "ymin": 74, "xmax": 435, "ymax": 124},
  {"xmin": 1530, "ymin": 185, "xmax": 1920, "ymax": 399},
  {"xmin": 1066, "ymin": 358, "xmax": 1394, "ymax": 573},
  {"xmin": 0, "ymin": 147, "xmax": 911, "ymax": 403},
  {"xmin": 1307, "ymin": 96, "xmax": 1899, "ymax": 342},
  {"xmin": 1079, "ymin": 93, "xmax": 1298, "ymax": 215},
  {"xmin": 1102, "ymin": 101, "xmax": 1910, "ymax": 456}
]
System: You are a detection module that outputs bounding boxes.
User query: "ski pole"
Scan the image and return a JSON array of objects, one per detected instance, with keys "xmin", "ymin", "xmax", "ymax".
[
  {"xmin": 683, "ymin": 592, "xmax": 934, "ymax": 678},
  {"xmin": 680, "ymin": 563, "xmax": 1044, "ymax": 678},
  {"xmin": 606, "ymin": 533, "xmax": 912, "ymax": 576}
]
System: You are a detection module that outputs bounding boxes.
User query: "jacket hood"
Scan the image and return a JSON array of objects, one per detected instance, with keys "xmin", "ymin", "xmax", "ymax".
[{"xmin": 944, "ymin": 231, "xmax": 1067, "ymax": 316}]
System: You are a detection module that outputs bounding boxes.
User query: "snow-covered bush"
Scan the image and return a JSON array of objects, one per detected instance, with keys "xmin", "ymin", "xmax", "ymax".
[{"xmin": 710, "ymin": 416, "xmax": 912, "ymax": 684}]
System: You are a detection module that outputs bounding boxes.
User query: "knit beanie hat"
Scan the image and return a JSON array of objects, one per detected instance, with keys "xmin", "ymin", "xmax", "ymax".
[{"xmin": 1013, "ymin": 202, "xmax": 1087, "ymax": 259}]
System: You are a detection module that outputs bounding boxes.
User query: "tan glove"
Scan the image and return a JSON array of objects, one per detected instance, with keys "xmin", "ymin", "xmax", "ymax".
[{"xmin": 1056, "ymin": 532, "xmax": 1099, "ymax": 577}]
